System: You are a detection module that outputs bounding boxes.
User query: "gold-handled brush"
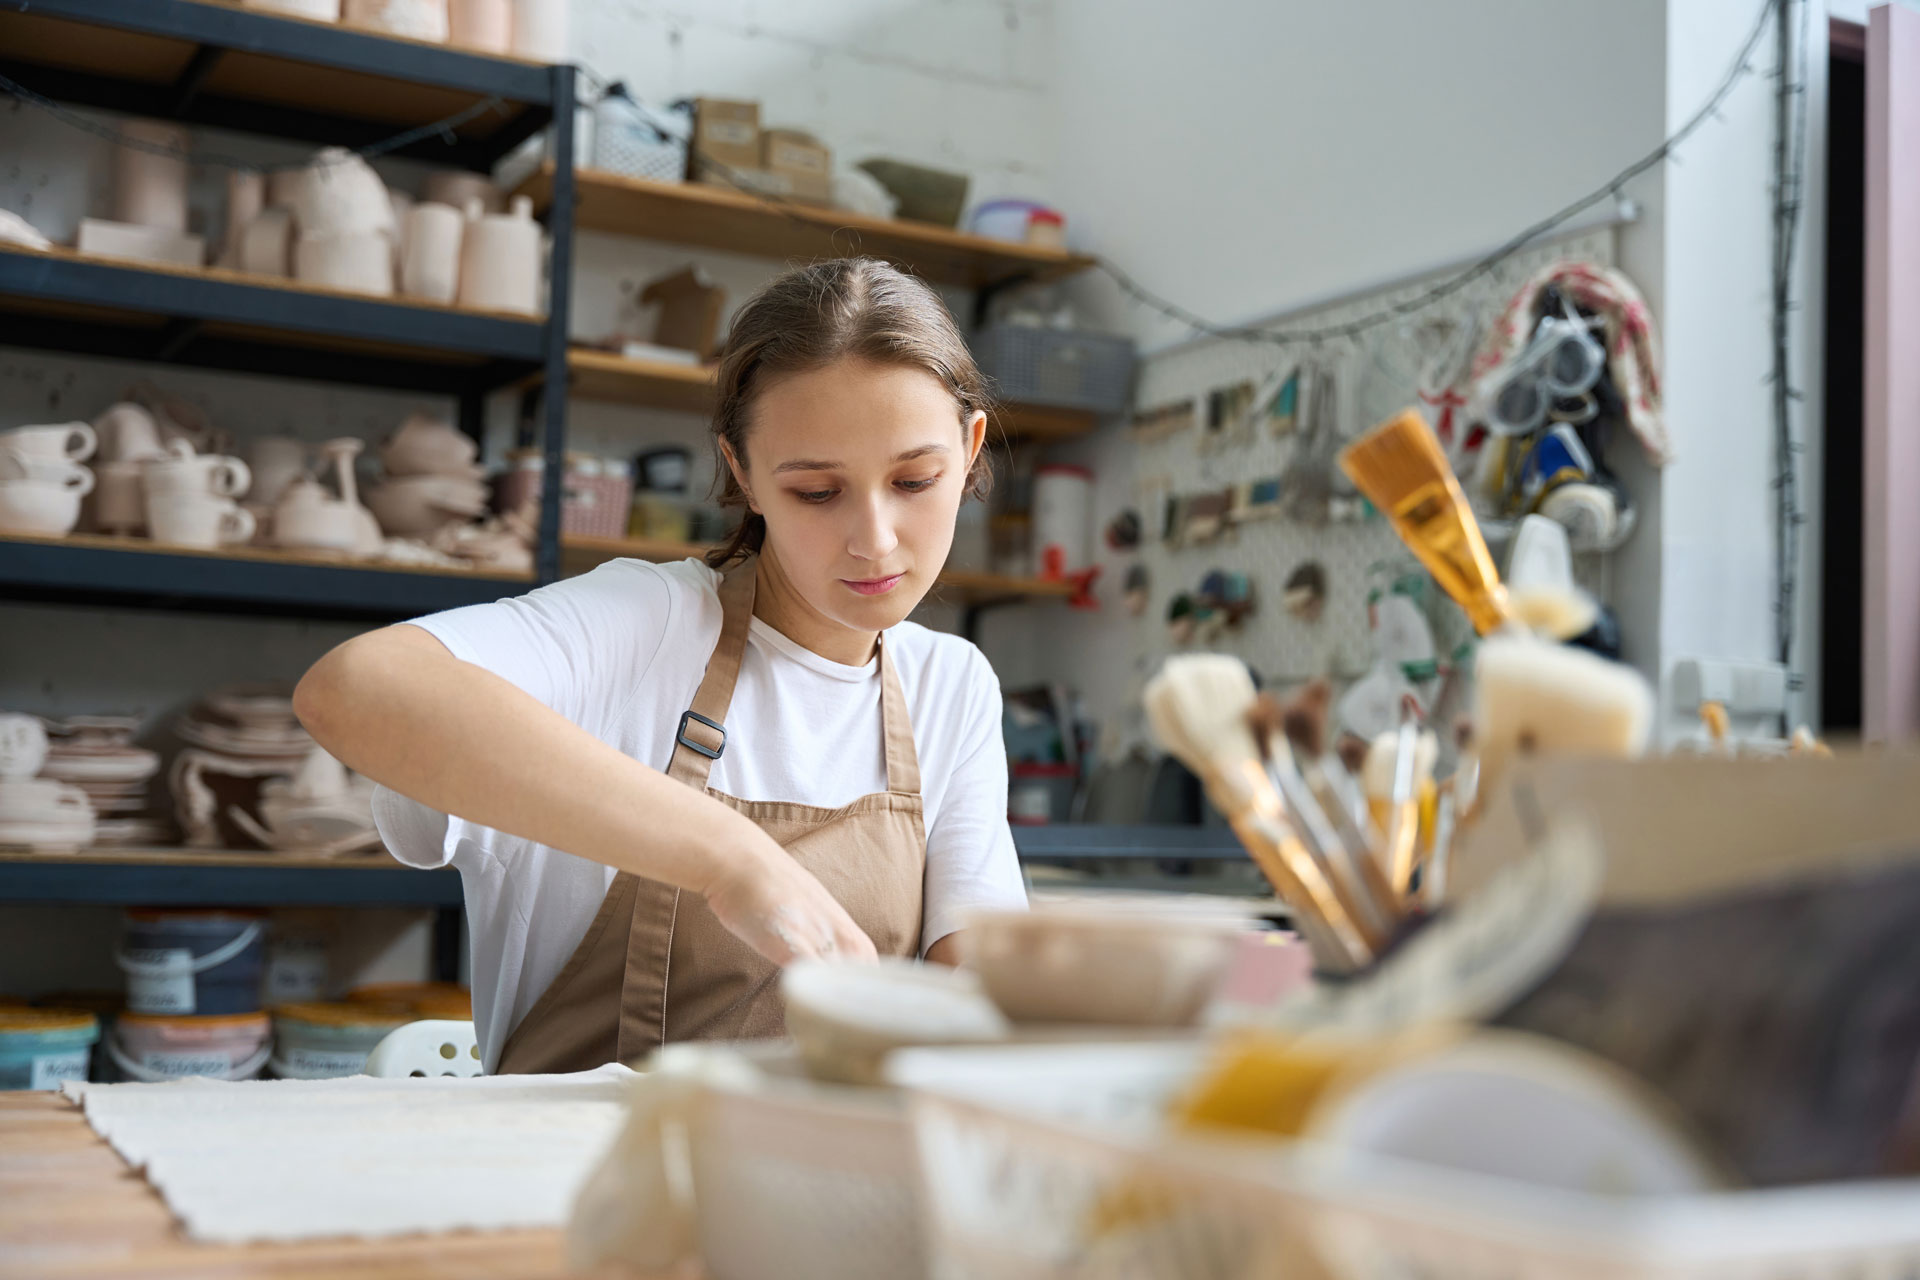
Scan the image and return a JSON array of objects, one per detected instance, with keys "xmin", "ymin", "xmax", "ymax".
[
  {"xmin": 1339, "ymin": 410, "xmax": 1514, "ymax": 636},
  {"xmin": 1145, "ymin": 657, "xmax": 1373, "ymax": 971}
]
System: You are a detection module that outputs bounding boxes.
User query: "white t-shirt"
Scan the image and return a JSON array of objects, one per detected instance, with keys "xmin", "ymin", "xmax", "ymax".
[{"xmin": 371, "ymin": 556, "xmax": 1027, "ymax": 1070}]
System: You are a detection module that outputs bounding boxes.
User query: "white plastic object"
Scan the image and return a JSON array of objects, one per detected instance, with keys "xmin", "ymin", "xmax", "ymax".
[
  {"xmin": 1507, "ymin": 512, "xmax": 1575, "ymax": 596},
  {"xmin": 362, "ymin": 1018, "xmax": 483, "ymax": 1078},
  {"xmin": 891, "ymin": 1039, "xmax": 1920, "ymax": 1280},
  {"xmin": 1031, "ymin": 464, "xmax": 1093, "ymax": 577}
]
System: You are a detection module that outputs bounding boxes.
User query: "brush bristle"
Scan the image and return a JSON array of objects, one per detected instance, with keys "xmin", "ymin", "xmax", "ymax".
[
  {"xmin": 1145, "ymin": 655, "xmax": 1263, "ymax": 786},
  {"xmin": 1473, "ymin": 637, "xmax": 1653, "ymax": 789},
  {"xmin": 1337, "ymin": 409, "xmax": 1455, "ymax": 512},
  {"xmin": 1280, "ymin": 679, "xmax": 1332, "ymax": 760},
  {"xmin": 1246, "ymin": 694, "xmax": 1287, "ymax": 760}
]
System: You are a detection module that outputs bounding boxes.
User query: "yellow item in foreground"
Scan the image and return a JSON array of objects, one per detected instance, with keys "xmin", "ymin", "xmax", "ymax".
[{"xmin": 1172, "ymin": 1029, "xmax": 1458, "ymax": 1140}]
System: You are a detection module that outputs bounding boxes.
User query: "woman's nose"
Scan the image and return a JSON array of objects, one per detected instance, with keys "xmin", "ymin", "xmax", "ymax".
[{"xmin": 846, "ymin": 493, "xmax": 899, "ymax": 561}]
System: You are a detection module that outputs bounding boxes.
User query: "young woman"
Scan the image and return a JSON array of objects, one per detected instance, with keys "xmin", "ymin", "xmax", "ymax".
[{"xmin": 294, "ymin": 258, "xmax": 1027, "ymax": 1073}]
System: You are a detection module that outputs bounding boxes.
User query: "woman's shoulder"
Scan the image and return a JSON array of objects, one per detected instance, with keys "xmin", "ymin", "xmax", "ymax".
[{"xmin": 885, "ymin": 620, "xmax": 996, "ymax": 693}]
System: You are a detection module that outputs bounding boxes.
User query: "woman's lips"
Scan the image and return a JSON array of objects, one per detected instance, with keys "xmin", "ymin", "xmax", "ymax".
[{"xmin": 841, "ymin": 573, "xmax": 905, "ymax": 596}]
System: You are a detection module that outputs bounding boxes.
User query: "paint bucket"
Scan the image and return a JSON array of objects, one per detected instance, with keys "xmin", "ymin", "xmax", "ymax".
[
  {"xmin": 346, "ymin": 981, "xmax": 468, "ymax": 1014},
  {"xmin": 108, "ymin": 1012, "xmax": 271, "ymax": 1082},
  {"xmin": 37, "ymin": 990, "xmax": 124, "ymax": 1083},
  {"xmin": 118, "ymin": 909, "xmax": 266, "ymax": 1015},
  {"xmin": 0, "ymin": 1010, "xmax": 99, "ymax": 1090},
  {"xmin": 271, "ymin": 1002, "xmax": 415, "ymax": 1079}
]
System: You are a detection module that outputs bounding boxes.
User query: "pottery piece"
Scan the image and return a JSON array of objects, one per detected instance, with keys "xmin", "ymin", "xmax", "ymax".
[
  {"xmin": 243, "ymin": 437, "xmax": 310, "ymax": 508},
  {"xmin": 342, "ymin": 0, "xmax": 448, "ymax": 41},
  {"xmin": 380, "ymin": 413, "xmax": 477, "ymax": 476},
  {"xmin": 93, "ymin": 403, "xmax": 166, "ymax": 463},
  {"xmin": 510, "ymin": 0, "xmax": 567, "ymax": 61},
  {"xmin": 456, "ymin": 194, "xmax": 541, "ymax": 315},
  {"xmin": 0, "ymin": 714, "xmax": 49, "ymax": 779},
  {"xmin": 113, "ymin": 120, "xmax": 190, "ymax": 233},
  {"xmin": 294, "ymin": 231, "xmax": 393, "ymax": 296},
  {"xmin": 265, "ymin": 169, "xmax": 304, "ymax": 211},
  {"xmin": 400, "ymin": 202, "xmax": 463, "ymax": 303},
  {"xmin": 422, "ymin": 171, "xmax": 501, "ymax": 215},
  {"xmin": 2, "ymin": 423, "xmax": 96, "ymax": 462},
  {"xmin": 76, "ymin": 218, "xmax": 205, "ymax": 268},
  {"xmin": 243, "ymin": 0, "xmax": 341, "ymax": 18},
  {"xmin": 0, "ymin": 210, "xmax": 51, "ymax": 251},
  {"xmin": 272, "ymin": 478, "xmax": 360, "ymax": 551},
  {"xmin": 0, "ymin": 447, "xmax": 95, "ymax": 494},
  {"xmin": 239, "ymin": 208, "xmax": 295, "ymax": 278},
  {"xmin": 143, "ymin": 440, "xmax": 251, "ymax": 500},
  {"xmin": 89, "ymin": 460, "xmax": 148, "ymax": 535},
  {"xmin": 220, "ymin": 171, "xmax": 265, "ymax": 268},
  {"xmin": 0, "ymin": 479, "xmax": 87, "ymax": 536},
  {"xmin": 364, "ymin": 473, "xmax": 486, "ymax": 537},
  {"xmin": 293, "ymin": 149, "xmax": 395, "ymax": 239},
  {"xmin": 449, "ymin": 0, "xmax": 510, "ymax": 51},
  {"xmin": 147, "ymin": 493, "xmax": 257, "ymax": 549}
]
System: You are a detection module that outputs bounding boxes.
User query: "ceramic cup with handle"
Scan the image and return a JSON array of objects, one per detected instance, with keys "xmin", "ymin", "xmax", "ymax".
[
  {"xmin": 0, "ymin": 445, "xmax": 95, "ymax": 494},
  {"xmin": 0, "ymin": 448, "xmax": 92, "ymax": 537},
  {"xmin": 143, "ymin": 439, "xmax": 251, "ymax": 500},
  {"xmin": 1, "ymin": 422, "xmax": 97, "ymax": 463},
  {"xmin": 147, "ymin": 492, "xmax": 256, "ymax": 549}
]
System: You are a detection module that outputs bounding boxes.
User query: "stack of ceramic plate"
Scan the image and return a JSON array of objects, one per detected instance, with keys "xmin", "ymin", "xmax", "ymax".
[
  {"xmin": 39, "ymin": 716, "xmax": 167, "ymax": 847},
  {"xmin": 0, "ymin": 774, "xmax": 96, "ymax": 849},
  {"xmin": 176, "ymin": 688, "xmax": 313, "ymax": 766}
]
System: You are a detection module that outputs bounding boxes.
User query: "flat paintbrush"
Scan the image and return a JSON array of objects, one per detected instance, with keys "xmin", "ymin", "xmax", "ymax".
[{"xmin": 1263, "ymin": 685, "xmax": 1401, "ymax": 931}]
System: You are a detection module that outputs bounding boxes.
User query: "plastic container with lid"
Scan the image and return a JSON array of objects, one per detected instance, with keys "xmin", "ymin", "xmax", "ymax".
[
  {"xmin": 109, "ymin": 1012, "xmax": 271, "ymax": 1082},
  {"xmin": 0, "ymin": 1010, "xmax": 99, "ymax": 1090},
  {"xmin": 118, "ymin": 909, "xmax": 266, "ymax": 1016},
  {"xmin": 1032, "ymin": 464, "xmax": 1095, "ymax": 577},
  {"xmin": 271, "ymin": 1002, "xmax": 417, "ymax": 1079}
]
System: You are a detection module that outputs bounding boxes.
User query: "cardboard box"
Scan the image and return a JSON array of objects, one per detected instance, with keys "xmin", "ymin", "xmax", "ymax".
[
  {"xmin": 761, "ymin": 128, "xmax": 832, "ymax": 205},
  {"xmin": 688, "ymin": 98, "xmax": 760, "ymax": 176}
]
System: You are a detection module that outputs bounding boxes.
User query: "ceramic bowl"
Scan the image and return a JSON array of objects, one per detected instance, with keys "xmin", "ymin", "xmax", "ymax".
[
  {"xmin": 0, "ymin": 478, "xmax": 86, "ymax": 536},
  {"xmin": 2, "ymin": 423, "xmax": 96, "ymax": 462},
  {"xmin": 781, "ymin": 957, "xmax": 1008, "ymax": 1085},
  {"xmin": 961, "ymin": 903, "xmax": 1256, "ymax": 1027}
]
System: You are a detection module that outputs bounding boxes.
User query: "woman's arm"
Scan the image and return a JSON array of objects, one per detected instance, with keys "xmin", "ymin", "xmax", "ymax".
[{"xmin": 293, "ymin": 623, "xmax": 876, "ymax": 965}]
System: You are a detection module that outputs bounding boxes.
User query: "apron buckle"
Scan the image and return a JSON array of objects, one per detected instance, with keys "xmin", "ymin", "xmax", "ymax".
[{"xmin": 676, "ymin": 709, "xmax": 727, "ymax": 760}]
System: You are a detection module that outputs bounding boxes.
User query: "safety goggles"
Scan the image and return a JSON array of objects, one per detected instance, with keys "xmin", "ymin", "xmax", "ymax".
[{"xmin": 1483, "ymin": 305, "xmax": 1606, "ymax": 437}]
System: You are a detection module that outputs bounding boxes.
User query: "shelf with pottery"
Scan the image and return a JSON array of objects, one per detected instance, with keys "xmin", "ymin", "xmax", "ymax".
[
  {"xmin": 0, "ymin": 0, "xmax": 558, "ymax": 169},
  {"xmin": 514, "ymin": 165, "xmax": 1100, "ymax": 290},
  {"xmin": 561, "ymin": 348, "xmax": 1098, "ymax": 442},
  {"xmin": 0, "ymin": 847, "xmax": 465, "ymax": 907},
  {"xmin": 558, "ymin": 533, "xmax": 1079, "ymax": 603},
  {"xmin": 0, "ymin": 243, "xmax": 548, "ymax": 392}
]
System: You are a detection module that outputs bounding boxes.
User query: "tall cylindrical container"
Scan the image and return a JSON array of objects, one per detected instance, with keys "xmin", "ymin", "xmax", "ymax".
[
  {"xmin": 113, "ymin": 120, "xmax": 191, "ymax": 232},
  {"xmin": 510, "ymin": 0, "xmax": 567, "ymax": 61},
  {"xmin": 1031, "ymin": 464, "xmax": 1094, "ymax": 579}
]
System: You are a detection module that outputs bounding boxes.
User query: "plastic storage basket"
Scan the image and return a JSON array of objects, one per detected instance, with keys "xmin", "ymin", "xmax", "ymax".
[
  {"xmin": 971, "ymin": 325, "xmax": 1136, "ymax": 416},
  {"xmin": 890, "ymin": 1041, "xmax": 1920, "ymax": 1280}
]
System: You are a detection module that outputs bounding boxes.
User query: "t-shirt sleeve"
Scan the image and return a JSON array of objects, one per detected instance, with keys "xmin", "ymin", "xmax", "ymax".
[
  {"xmin": 920, "ymin": 646, "xmax": 1027, "ymax": 954},
  {"xmin": 373, "ymin": 559, "xmax": 680, "ymax": 871}
]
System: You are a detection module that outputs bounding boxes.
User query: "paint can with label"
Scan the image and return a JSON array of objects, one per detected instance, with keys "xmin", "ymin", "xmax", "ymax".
[
  {"xmin": 117, "ymin": 910, "xmax": 266, "ymax": 1016},
  {"xmin": 0, "ymin": 1010, "xmax": 99, "ymax": 1090},
  {"xmin": 108, "ymin": 1012, "xmax": 272, "ymax": 1082},
  {"xmin": 271, "ymin": 1002, "xmax": 415, "ymax": 1079}
]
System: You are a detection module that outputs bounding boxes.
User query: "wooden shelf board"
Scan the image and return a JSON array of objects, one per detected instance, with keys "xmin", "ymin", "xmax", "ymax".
[
  {"xmin": 562, "ymin": 535, "xmax": 1076, "ymax": 602},
  {"xmin": 561, "ymin": 349, "xmax": 1098, "ymax": 444},
  {"xmin": 0, "ymin": 847, "xmax": 410, "ymax": 871},
  {"xmin": 517, "ymin": 165, "xmax": 1098, "ymax": 290},
  {"xmin": 0, "ymin": 529, "xmax": 533, "ymax": 583}
]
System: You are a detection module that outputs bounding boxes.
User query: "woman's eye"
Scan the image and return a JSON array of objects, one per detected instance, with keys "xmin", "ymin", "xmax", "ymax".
[
  {"xmin": 795, "ymin": 489, "xmax": 837, "ymax": 504},
  {"xmin": 897, "ymin": 474, "xmax": 943, "ymax": 493}
]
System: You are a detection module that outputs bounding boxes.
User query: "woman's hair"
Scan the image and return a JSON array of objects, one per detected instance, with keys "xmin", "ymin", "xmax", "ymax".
[{"xmin": 704, "ymin": 257, "xmax": 995, "ymax": 569}]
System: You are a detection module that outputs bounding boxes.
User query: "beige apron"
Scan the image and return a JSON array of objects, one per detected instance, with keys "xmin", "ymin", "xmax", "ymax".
[{"xmin": 495, "ymin": 558, "xmax": 927, "ymax": 1074}]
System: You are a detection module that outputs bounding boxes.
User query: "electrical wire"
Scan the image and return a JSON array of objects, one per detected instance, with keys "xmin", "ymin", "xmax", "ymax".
[{"xmin": 1771, "ymin": 0, "xmax": 1810, "ymax": 690}]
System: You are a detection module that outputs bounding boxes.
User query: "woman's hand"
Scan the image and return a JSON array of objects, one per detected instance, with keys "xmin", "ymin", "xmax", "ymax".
[{"xmin": 701, "ymin": 831, "xmax": 878, "ymax": 966}]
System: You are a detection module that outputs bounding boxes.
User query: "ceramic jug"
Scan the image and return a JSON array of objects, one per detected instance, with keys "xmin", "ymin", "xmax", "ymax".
[{"xmin": 457, "ymin": 195, "xmax": 542, "ymax": 315}]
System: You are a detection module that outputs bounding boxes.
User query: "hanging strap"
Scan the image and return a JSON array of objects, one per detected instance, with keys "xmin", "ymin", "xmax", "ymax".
[
  {"xmin": 666, "ymin": 560, "xmax": 758, "ymax": 789},
  {"xmin": 876, "ymin": 637, "xmax": 921, "ymax": 797}
]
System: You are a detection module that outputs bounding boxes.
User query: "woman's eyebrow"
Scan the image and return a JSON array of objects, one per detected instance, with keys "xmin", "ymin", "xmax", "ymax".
[{"xmin": 770, "ymin": 443, "xmax": 949, "ymax": 475}]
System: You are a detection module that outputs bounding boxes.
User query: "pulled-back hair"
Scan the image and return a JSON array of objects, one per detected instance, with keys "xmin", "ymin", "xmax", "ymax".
[{"xmin": 704, "ymin": 257, "xmax": 995, "ymax": 569}]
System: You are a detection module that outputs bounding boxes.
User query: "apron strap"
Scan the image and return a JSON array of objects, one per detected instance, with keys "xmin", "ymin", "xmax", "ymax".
[
  {"xmin": 877, "ymin": 636, "xmax": 922, "ymax": 796},
  {"xmin": 666, "ymin": 558, "xmax": 758, "ymax": 789}
]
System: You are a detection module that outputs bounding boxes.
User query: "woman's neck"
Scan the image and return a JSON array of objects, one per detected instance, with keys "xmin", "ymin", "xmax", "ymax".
[{"xmin": 751, "ymin": 543, "xmax": 881, "ymax": 667}]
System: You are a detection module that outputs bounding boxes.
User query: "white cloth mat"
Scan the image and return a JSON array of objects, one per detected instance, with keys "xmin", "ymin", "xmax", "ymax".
[{"xmin": 61, "ymin": 1066, "xmax": 637, "ymax": 1243}]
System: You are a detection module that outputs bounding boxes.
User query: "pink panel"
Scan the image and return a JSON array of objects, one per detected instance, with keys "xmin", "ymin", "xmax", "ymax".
[{"xmin": 1864, "ymin": 4, "xmax": 1920, "ymax": 741}]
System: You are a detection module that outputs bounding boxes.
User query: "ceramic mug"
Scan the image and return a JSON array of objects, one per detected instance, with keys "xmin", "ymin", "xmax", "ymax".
[
  {"xmin": 2, "ymin": 422, "xmax": 97, "ymax": 462},
  {"xmin": 91, "ymin": 459, "xmax": 148, "ymax": 534},
  {"xmin": 400, "ymin": 202, "xmax": 463, "ymax": 304},
  {"xmin": 143, "ymin": 441, "xmax": 251, "ymax": 499},
  {"xmin": 0, "ymin": 446, "xmax": 95, "ymax": 494},
  {"xmin": 0, "ymin": 478, "xmax": 87, "ymax": 536},
  {"xmin": 93, "ymin": 402, "xmax": 165, "ymax": 462},
  {"xmin": 147, "ymin": 492, "xmax": 256, "ymax": 549}
]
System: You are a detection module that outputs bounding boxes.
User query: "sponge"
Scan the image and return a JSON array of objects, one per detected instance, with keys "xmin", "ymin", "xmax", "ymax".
[{"xmin": 1473, "ymin": 637, "xmax": 1653, "ymax": 789}]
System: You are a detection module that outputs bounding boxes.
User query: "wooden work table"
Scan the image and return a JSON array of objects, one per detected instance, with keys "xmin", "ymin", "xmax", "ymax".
[{"xmin": 0, "ymin": 1092, "xmax": 599, "ymax": 1279}]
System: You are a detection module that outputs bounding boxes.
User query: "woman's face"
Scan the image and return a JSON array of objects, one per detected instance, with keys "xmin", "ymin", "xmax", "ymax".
[{"xmin": 726, "ymin": 357, "xmax": 985, "ymax": 636}]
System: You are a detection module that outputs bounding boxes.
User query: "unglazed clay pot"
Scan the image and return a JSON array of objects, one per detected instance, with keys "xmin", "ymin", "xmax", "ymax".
[
  {"xmin": 243, "ymin": 437, "xmax": 310, "ymax": 508},
  {"xmin": 93, "ymin": 402, "xmax": 166, "ymax": 463},
  {"xmin": 90, "ymin": 460, "xmax": 148, "ymax": 535},
  {"xmin": 293, "ymin": 149, "xmax": 395, "ymax": 239},
  {"xmin": 147, "ymin": 492, "xmax": 256, "ymax": 549},
  {"xmin": 142, "ymin": 440, "xmax": 251, "ymax": 500},
  {"xmin": 113, "ymin": 120, "xmax": 190, "ymax": 232},
  {"xmin": 380, "ymin": 413, "xmax": 477, "ymax": 476},
  {"xmin": 400, "ymin": 202, "xmax": 463, "ymax": 304},
  {"xmin": 456, "ymin": 195, "xmax": 541, "ymax": 315},
  {"xmin": 364, "ymin": 473, "xmax": 486, "ymax": 538},
  {"xmin": 510, "ymin": 0, "xmax": 566, "ymax": 61},
  {"xmin": 449, "ymin": 0, "xmax": 510, "ymax": 51},
  {"xmin": 422, "ymin": 171, "xmax": 501, "ymax": 215},
  {"xmin": 294, "ymin": 231, "xmax": 394, "ymax": 296},
  {"xmin": 220, "ymin": 170, "xmax": 265, "ymax": 268},
  {"xmin": 342, "ymin": 0, "xmax": 448, "ymax": 41}
]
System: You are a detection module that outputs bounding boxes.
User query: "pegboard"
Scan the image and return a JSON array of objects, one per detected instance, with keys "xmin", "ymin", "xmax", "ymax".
[{"xmin": 1119, "ymin": 224, "xmax": 1619, "ymax": 709}]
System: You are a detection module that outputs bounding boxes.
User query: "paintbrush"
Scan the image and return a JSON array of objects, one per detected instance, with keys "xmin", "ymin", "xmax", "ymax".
[
  {"xmin": 1338, "ymin": 409, "xmax": 1514, "ymax": 636},
  {"xmin": 1146, "ymin": 657, "xmax": 1372, "ymax": 970}
]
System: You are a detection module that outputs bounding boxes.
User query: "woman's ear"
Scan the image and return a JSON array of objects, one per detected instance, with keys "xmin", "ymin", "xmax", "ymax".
[
  {"xmin": 963, "ymin": 410, "xmax": 987, "ymax": 469},
  {"xmin": 719, "ymin": 439, "xmax": 761, "ymax": 515}
]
